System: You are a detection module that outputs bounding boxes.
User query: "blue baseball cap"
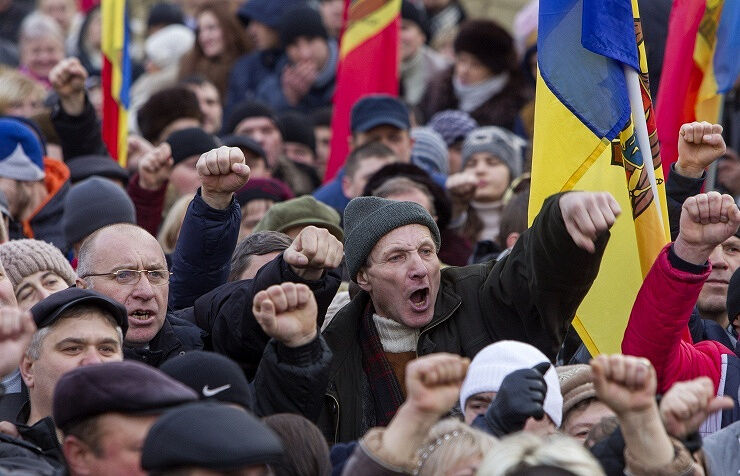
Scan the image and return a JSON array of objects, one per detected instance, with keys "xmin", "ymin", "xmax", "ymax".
[{"xmin": 350, "ymin": 95, "xmax": 410, "ymax": 134}]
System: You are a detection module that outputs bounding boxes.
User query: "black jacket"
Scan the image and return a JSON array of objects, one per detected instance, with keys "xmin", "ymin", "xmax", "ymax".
[
  {"xmin": 193, "ymin": 254, "xmax": 341, "ymax": 379},
  {"xmin": 665, "ymin": 163, "xmax": 704, "ymax": 241},
  {"xmin": 318, "ymin": 193, "xmax": 609, "ymax": 442},
  {"xmin": 0, "ymin": 417, "xmax": 66, "ymax": 475}
]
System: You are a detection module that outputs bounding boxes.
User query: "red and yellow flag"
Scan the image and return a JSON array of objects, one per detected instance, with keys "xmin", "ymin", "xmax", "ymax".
[
  {"xmin": 101, "ymin": 0, "xmax": 131, "ymax": 167},
  {"xmin": 656, "ymin": 0, "xmax": 740, "ymax": 175},
  {"xmin": 323, "ymin": 0, "xmax": 401, "ymax": 182}
]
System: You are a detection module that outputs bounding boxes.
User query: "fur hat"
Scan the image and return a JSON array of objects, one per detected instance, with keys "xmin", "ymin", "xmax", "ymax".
[
  {"xmin": 137, "ymin": 87, "xmax": 202, "ymax": 144},
  {"xmin": 454, "ymin": 19, "xmax": 517, "ymax": 75},
  {"xmin": 0, "ymin": 239, "xmax": 76, "ymax": 288}
]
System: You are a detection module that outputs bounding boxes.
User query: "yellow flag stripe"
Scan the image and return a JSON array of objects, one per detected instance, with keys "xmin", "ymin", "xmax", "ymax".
[
  {"xmin": 340, "ymin": 0, "xmax": 400, "ymax": 58},
  {"xmin": 559, "ymin": 139, "xmax": 611, "ymax": 193}
]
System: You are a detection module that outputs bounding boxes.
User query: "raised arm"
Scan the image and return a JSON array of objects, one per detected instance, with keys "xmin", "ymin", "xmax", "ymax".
[{"xmin": 169, "ymin": 146, "xmax": 248, "ymax": 310}]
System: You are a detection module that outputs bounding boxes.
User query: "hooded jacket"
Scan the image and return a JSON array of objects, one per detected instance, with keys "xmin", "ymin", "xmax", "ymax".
[{"xmin": 319, "ymin": 193, "xmax": 609, "ymax": 442}]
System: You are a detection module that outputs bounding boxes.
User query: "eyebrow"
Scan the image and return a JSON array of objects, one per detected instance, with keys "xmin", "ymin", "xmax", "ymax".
[{"xmin": 55, "ymin": 337, "xmax": 120, "ymax": 347}]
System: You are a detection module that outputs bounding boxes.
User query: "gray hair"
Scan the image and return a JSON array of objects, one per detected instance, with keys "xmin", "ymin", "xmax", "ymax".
[
  {"xmin": 25, "ymin": 305, "xmax": 124, "ymax": 360},
  {"xmin": 229, "ymin": 231, "xmax": 293, "ymax": 281},
  {"xmin": 372, "ymin": 177, "xmax": 437, "ymax": 217},
  {"xmin": 20, "ymin": 12, "xmax": 64, "ymax": 44}
]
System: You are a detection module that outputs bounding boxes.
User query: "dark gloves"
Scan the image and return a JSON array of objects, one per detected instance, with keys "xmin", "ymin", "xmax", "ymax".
[{"xmin": 472, "ymin": 362, "xmax": 550, "ymax": 437}]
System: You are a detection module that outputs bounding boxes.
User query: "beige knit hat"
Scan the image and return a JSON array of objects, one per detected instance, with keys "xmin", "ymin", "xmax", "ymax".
[
  {"xmin": 0, "ymin": 239, "xmax": 76, "ymax": 288},
  {"xmin": 556, "ymin": 364, "xmax": 597, "ymax": 418}
]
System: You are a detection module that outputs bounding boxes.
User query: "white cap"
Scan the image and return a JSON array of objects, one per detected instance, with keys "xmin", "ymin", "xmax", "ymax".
[
  {"xmin": 459, "ymin": 340, "xmax": 563, "ymax": 427},
  {"xmin": 145, "ymin": 24, "xmax": 195, "ymax": 70}
]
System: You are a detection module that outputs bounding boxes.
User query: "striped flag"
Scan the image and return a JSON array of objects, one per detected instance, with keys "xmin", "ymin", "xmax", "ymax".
[
  {"xmin": 656, "ymin": 0, "xmax": 740, "ymax": 175},
  {"xmin": 323, "ymin": 0, "xmax": 401, "ymax": 182},
  {"xmin": 529, "ymin": 0, "xmax": 670, "ymax": 355},
  {"xmin": 101, "ymin": 0, "xmax": 131, "ymax": 167}
]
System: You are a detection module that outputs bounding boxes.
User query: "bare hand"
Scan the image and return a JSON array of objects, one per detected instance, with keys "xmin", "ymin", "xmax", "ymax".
[
  {"xmin": 559, "ymin": 191, "xmax": 621, "ymax": 253},
  {"xmin": 281, "ymin": 62, "xmax": 317, "ymax": 106},
  {"xmin": 445, "ymin": 172, "xmax": 477, "ymax": 204},
  {"xmin": 660, "ymin": 377, "xmax": 733, "ymax": 439},
  {"xmin": 405, "ymin": 353, "xmax": 470, "ymax": 416},
  {"xmin": 0, "ymin": 307, "xmax": 36, "ymax": 377},
  {"xmin": 138, "ymin": 143, "xmax": 174, "ymax": 191},
  {"xmin": 591, "ymin": 354, "xmax": 656, "ymax": 417},
  {"xmin": 676, "ymin": 122, "xmax": 726, "ymax": 178},
  {"xmin": 283, "ymin": 226, "xmax": 343, "ymax": 280},
  {"xmin": 196, "ymin": 146, "xmax": 251, "ymax": 209},
  {"xmin": 49, "ymin": 57, "xmax": 88, "ymax": 116},
  {"xmin": 253, "ymin": 282, "xmax": 318, "ymax": 347},
  {"xmin": 127, "ymin": 135, "xmax": 154, "ymax": 173},
  {"xmin": 675, "ymin": 192, "xmax": 740, "ymax": 264}
]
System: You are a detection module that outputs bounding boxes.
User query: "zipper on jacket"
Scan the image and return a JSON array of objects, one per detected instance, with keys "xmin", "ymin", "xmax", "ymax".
[
  {"xmin": 415, "ymin": 299, "xmax": 462, "ymax": 357},
  {"xmin": 326, "ymin": 392, "xmax": 340, "ymax": 444}
]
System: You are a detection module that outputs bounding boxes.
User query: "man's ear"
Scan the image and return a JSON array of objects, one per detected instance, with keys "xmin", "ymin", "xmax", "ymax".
[
  {"xmin": 19, "ymin": 355, "xmax": 34, "ymax": 389},
  {"xmin": 63, "ymin": 436, "xmax": 95, "ymax": 476},
  {"xmin": 356, "ymin": 268, "xmax": 372, "ymax": 293},
  {"xmin": 75, "ymin": 277, "xmax": 88, "ymax": 289}
]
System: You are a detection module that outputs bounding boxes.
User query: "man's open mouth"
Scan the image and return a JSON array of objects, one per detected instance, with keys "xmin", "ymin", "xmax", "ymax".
[
  {"xmin": 409, "ymin": 288, "xmax": 430, "ymax": 311},
  {"xmin": 130, "ymin": 310, "xmax": 154, "ymax": 322}
]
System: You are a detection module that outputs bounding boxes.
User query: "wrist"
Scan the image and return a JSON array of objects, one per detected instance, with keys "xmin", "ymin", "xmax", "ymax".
[
  {"xmin": 138, "ymin": 176, "xmax": 165, "ymax": 191},
  {"xmin": 281, "ymin": 328, "xmax": 317, "ymax": 348},
  {"xmin": 674, "ymin": 161, "xmax": 705, "ymax": 179},
  {"xmin": 673, "ymin": 235, "xmax": 715, "ymax": 266},
  {"xmin": 291, "ymin": 267, "xmax": 324, "ymax": 281},
  {"xmin": 201, "ymin": 189, "xmax": 233, "ymax": 210},
  {"xmin": 59, "ymin": 94, "xmax": 85, "ymax": 116}
]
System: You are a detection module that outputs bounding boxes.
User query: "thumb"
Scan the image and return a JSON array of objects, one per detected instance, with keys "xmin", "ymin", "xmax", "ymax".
[
  {"xmin": 707, "ymin": 396, "xmax": 734, "ymax": 413},
  {"xmin": 232, "ymin": 162, "xmax": 251, "ymax": 178},
  {"xmin": 532, "ymin": 361, "xmax": 551, "ymax": 376}
]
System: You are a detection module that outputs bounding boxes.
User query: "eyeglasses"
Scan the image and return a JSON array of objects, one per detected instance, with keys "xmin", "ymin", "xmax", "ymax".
[{"xmin": 80, "ymin": 269, "xmax": 172, "ymax": 286}]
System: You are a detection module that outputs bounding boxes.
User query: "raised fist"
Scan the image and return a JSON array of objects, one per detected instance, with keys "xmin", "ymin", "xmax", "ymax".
[
  {"xmin": 676, "ymin": 122, "xmax": 726, "ymax": 178},
  {"xmin": 660, "ymin": 377, "xmax": 733, "ymax": 439},
  {"xmin": 0, "ymin": 307, "xmax": 36, "ymax": 376},
  {"xmin": 559, "ymin": 191, "xmax": 621, "ymax": 253},
  {"xmin": 138, "ymin": 143, "xmax": 173, "ymax": 191},
  {"xmin": 675, "ymin": 192, "xmax": 740, "ymax": 265},
  {"xmin": 49, "ymin": 57, "xmax": 88, "ymax": 115},
  {"xmin": 197, "ymin": 146, "xmax": 251, "ymax": 209},
  {"xmin": 253, "ymin": 282, "xmax": 318, "ymax": 348},
  {"xmin": 283, "ymin": 226, "xmax": 343, "ymax": 280},
  {"xmin": 591, "ymin": 354, "xmax": 656, "ymax": 417},
  {"xmin": 405, "ymin": 353, "xmax": 469, "ymax": 416}
]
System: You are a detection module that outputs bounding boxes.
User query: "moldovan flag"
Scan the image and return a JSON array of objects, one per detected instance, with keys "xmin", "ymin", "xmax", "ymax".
[
  {"xmin": 529, "ymin": 0, "xmax": 670, "ymax": 355},
  {"xmin": 656, "ymin": 0, "xmax": 740, "ymax": 175},
  {"xmin": 323, "ymin": 0, "xmax": 401, "ymax": 182},
  {"xmin": 101, "ymin": 0, "xmax": 131, "ymax": 167}
]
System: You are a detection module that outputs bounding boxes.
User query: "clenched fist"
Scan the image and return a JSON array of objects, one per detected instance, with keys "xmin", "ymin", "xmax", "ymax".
[
  {"xmin": 559, "ymin": 191, "xmax": 621, "ymax": 253},
  {"xmin": 197, "ymin": 146, "xmax": 251, "ymax": 209},
  {"xmin": 283, "ymin": 226, "xmax": 343, "ymax": 280},
  {"xmin": 253, "ymin": 282, "xmax": 318, "ymax": 348},
  {"xmin": 675, "ymin": 192, "xmax": 740, "ymax": 265},
  {"xmin": 676, "ymin": 122, "xmax": 726, "ymax": 178}
]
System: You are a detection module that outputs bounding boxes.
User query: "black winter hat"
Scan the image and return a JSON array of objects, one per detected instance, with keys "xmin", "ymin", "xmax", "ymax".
[
  {"xmin": 166, "ymin": 127, "xmax": 219, "ymax": 165},
  {"xmin": 279, "ymin": 112, "xmax": 316, "ymax": 153},
  {"xmin": 222, "ymin": 135, "xmax": 267, "ymax": 162},
  {"xmin": 53, "ymin": 360, "xmax": 197, "ymax": 432},
  {"xmin": 147, "ymin": 2, "xmax": 185, "ymax": 29},
  {"xmin": 141, "ymin": 402, "xmax": 283, "ymax": 471},
  {"xmin": 279, "ymin": 5, "xmax": 328, "ymax": 48},
  {"xmin": 62, "ymin": 177, "xmax": 136, "ymax": 248},
  {"xmin": 30, "ymin": 288, "xmax": 128, "ymax": 336},
  {"xmin": 160, "ymin": 351, "xmax": 254, "ymax": 410},
  {"xmin": 224, "ymin": 100, "xmax": 280, "ymax": 135},
  {"xmin": 137, "ymin": 86, "xmax": 202, "ymax": 144},
  {"xmin": 401, "ymin": 0, "xmax": 430, "ymax": 39},
  {"xmin": 454, "ymin": 19, "xmax": 517, "ymax": 75},
  {"xmin": 729, "ymin": 269, "xmax": 740, "ymax": 323},
  {"xmin": 66, "ymin": 155, "xmax": 130, "ymax": 184}
]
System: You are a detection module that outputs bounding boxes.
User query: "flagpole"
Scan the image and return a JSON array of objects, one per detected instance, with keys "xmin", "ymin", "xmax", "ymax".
[{"xmin": 624, "ymin": 65, "xmax": 665, "ymax": 229}]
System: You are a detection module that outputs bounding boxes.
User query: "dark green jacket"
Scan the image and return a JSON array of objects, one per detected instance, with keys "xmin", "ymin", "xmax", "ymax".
[{"xmin": 318, "ymin": 194, "xmax": 609, "ymax": 443}]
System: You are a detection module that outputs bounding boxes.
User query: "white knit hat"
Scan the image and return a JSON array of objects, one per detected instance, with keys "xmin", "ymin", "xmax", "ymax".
[
  {"xmin": 459, "ymin": 340, "xmax": 563, "ymax": 427},
  {"xmin": 145, "ymin": 24, "xmax": 195, "ymax": 70}
]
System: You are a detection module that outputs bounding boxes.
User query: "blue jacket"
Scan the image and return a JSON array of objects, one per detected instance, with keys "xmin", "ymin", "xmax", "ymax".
[
  {"xmin": 313, "ymin": 170, "xmax": 350, "ymax": 216},
  {"xmin": 168, "ymin": 188, "xmax": 240, "ymax": 310},
  {"xmin": 225, "ymin": 49, "xmax": 284, "ymax": 118}
]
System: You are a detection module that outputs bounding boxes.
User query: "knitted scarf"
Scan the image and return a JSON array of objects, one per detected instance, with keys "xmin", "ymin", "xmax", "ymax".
[{"xmin": 359, "ymin": 302, "xmax": 405, "ymax": 426}]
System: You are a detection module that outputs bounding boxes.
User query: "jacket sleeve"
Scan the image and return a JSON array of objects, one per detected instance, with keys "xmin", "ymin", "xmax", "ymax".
[
  {"xmin": 126, "ymin": 173, "xmax": 166, "ymax": 236},
  {"xmin": 621, "ymin": 244, "xmax": 732, "ymax": 393},
  {"xmin": 251, "ymin": 335, "xmax": 332, "ymax": 421},
  {"xmin": 193, "ymin": 254, "xmax": 341, "ymax": 379},
  {"xmin": 50, "ymin": 95, "xmax": 107, "ymax": 160},
  {"xmin": 340, "ymin": 428, "xmax": 412, "ymax": 476},
  {"xmin": 665, "ymin": 164, "xmax": 705, "ymax": 241},
  {"xmin": 168, "ymin": 189, "xmax": 240, "ymax": 310},
  {"xmin": 483, "ymin": 192, "xmax": 610, "ymax": 361}
]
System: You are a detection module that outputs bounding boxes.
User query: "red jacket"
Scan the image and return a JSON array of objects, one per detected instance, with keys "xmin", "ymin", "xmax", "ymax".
[{"xmin": 622, "ymin": 244, "xmax": 734, "ymax": 394}]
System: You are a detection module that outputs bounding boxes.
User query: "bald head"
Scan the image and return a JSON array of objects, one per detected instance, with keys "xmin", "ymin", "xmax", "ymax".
[{"xmin": 76, "ymin": 223, "xmax": 170, "ymax": 346}]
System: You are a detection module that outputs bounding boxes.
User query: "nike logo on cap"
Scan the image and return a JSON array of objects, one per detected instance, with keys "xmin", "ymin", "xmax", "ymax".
[{"xmin": 202, "ymin": 384, "xmax": 231, "ymax": 397}]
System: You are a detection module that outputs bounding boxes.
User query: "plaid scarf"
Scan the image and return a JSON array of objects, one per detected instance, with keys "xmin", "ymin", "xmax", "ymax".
[{"xmin": 359, "ymin": 302, "xmax": 405, "ymax": 426}]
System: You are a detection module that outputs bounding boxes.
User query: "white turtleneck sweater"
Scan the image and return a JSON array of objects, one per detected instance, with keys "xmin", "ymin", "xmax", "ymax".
[{"xmin": 471, "ymin": 200, "xmax": 505, "ymax": 242}]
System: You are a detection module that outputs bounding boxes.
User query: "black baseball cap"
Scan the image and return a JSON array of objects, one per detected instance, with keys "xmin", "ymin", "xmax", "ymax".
[{"xmin": 30, "ymin": 288, "xmax": 129, "ymax": 337}]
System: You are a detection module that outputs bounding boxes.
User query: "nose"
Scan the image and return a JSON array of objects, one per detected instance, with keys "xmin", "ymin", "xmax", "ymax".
[
  {"xmin": 130, "ymin": 273, "xmax": 156, "ymax": 299},
  {"xmin": 709, "ymin": 245, "xmax": 729, "ymax": 269},
  {"xmin": 407, "ymin": 252, "xmax": 428, "ymax": 280},
  {"xmin": 80, "ymin": 348, "xmax": 104, "ymax": 366},
  {"xmin": 37, "ymin": 288, "xmax": 53, "ymax": 301}
]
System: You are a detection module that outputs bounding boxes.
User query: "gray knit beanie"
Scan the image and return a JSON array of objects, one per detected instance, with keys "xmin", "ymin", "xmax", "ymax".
[
  {"xmin": 62, "ymin": 177, "xmax": 137, "ymax": 248},
  {"xmin": 0, "ymin": 239, "xmax": 76, "ymax": 288},
  {"xmin": 461, "ymin": 126, "xmax": 526, "ymax": 179},
  {"xmin": 343, "ymin": 196, "xmax": 441, "ymax": 280},
  {"xmin": 410, "ymin": 127, "xmax": 449, "ymax": 176}
]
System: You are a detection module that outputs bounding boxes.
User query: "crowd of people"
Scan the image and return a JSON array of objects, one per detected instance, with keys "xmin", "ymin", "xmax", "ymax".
[{"xmin": 0, "ymin": 0, "xmax": 739, "ymax": 475}]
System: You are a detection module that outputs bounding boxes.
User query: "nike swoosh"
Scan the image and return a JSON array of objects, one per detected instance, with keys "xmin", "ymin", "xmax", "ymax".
[{"xmin": 202, "ymin": 384, "xmax": 231, "ymax": 397}]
